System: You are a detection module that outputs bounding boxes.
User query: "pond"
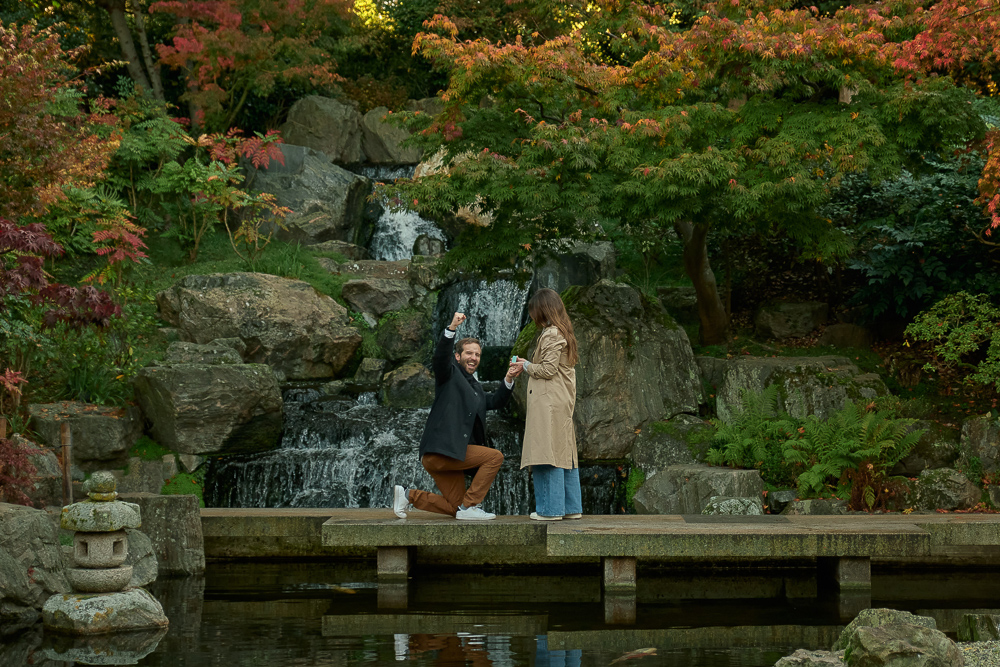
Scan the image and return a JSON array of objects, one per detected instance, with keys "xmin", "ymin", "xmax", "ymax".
[{"xmin": 14, "ymin": 563, "xmax": 1000, "ymax": 666}]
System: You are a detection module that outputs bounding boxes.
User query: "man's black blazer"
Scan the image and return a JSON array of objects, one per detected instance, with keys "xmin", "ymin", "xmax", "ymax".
[{"xmin": 418, "ymin": 330, "xmax": 512, "ymax": 461}]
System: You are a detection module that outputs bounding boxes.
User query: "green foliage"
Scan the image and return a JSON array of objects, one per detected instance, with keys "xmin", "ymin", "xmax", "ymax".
[
  {"xmin": 42, "ymin": 286, "xmax": 159, "ymax": 406},
  {"xmin": 129, "ymin": 436, "xmax": 172, "ymax": 462},
  {"xmin": 784, "ymin": 403, "xmax": 923, "ymax": 505},
  {"xmin": 161, "ymin": 467, "xmax": 206, "ymax": 508},
  {"xmin": 707, "ymin": 386, "xmax": 799, "ymax": 489},
  {"xmin": 825, "ymin": 153, "xmax": 998, "ymax": 320},
  {"xmin": 962, "ymin": 455, "xmax": 985, "ymax": 486},
  {"xmin": 905, "ymin": 292, "xmax": 1000, "ymax": 390},
  {"xmin": 709, "ymin": 386, "xmax": 924, "ymax": 510},
  {"xmin": 103, "ymin": 83, "xmax": 188, "ymax": 229}
]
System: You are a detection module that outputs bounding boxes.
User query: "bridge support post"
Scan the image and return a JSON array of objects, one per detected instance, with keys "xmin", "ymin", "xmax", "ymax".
[
  {"xmin": 378, "ymin": 581, "xmax": 409, "ymax": 609},
  {"xmin": 819, "ymin": 556, "xmax": 871, "ymax": 590},
  {"xmin": 602, "ymin": 556, "xmax": 636, "ymax": 592},
  {"xmin": 377, "ymin": 546, "xmax": 411, "ymax": 579}
]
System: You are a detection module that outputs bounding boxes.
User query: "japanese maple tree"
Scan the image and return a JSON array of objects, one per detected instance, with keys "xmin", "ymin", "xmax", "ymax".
[
  {"xmin": 888, "ymin": 0, "xmax": 1000, "ymax": 255},
  {"xmin": 151, "ymin": 0, "xmax": 346, "ymax": 131},
  {"xmin": 385, "ymin": 0, "xmax": 984, "ymax": 343},
  {"xmin": 0, "ymin": 21, "xmax": 119, "ymax": 221}
]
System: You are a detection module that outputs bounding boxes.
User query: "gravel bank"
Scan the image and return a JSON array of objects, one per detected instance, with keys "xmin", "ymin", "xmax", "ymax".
[{"xmin": 959, "ymin": 640, "xmax": 1000, "ymax": 667}]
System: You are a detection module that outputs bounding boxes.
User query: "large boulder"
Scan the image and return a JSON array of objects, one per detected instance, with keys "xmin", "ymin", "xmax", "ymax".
[
  {"xmin": 246, "ymin": 143, "xmax": 371, "ymax": 244},
  {"xmin": 124, "ymin": 528, "xmax": 159, "ymax": 589},
  {"xmin": 755, "ymin": 301, "xmax": 829, "ymax": 339},
  {"xmin": 632, "ymin": 464, "xmax": 764, "ymax": 515},
  {"xmin": 376, "ymin": 309, "xmax": 432, "ymax": 362},
  {"xmin": 775, "ymin": 649, "xmax": 846, "ymax": 666},
  {"xmin": 530, "ymin": 239, "xmax": 616, "ymax": 294},
  {"xmin": 628, "ymin": 415, "xmax": 715, "ymax": 475},
  {"xmin": 42, "ymin": 588, "xmax": 169, "ymax": 634},
  {"xmin": 715, "ymin": 356, "xmax": 890, "ymax": 423},
  {"xmin": 905, "ymin": 468, "xmax": 980, "ymax": 511},
  {"xmin": 892, "ymin": 422, "xmax": 960, "ymax": 477},
  {"xmin": 279, "ymin": 96, "xmax": 364, "ymax": 164},
  {"xmin": 118, "ymin": 493, "xmax": 205, "ymax": 576},
  {"xmin": 156, "ymin": 273, "xmax": 362, "ymax": 380},
  {"xmin": 114, "ymin": 457, "xmax": 172, "ymax": 495},
  {"xmin": 843, "ymin": 624, "xmax": 962, "ymax": 666},
  {"xmin": 163, "ymin": 340, "xmax": 244, "ymax": 365},
  {"xmin": 381, "ymin": 362, "xmax": 435, "ymax": 408},
  {"xmin": 832, "ymin": 608, "xmax": 938, "ymax": 651},
  {"xmin": 959, "ymin": 415, "xmax": 1000, "ymax": 475},
  {"xmin": 28, "ymin": 401, "xmax": 142, "ymax": 471},
  {"xmin": 134, "ymin": 364, "xmax": 282, "ymax": 456},
  {"xmin": 0, "ymin": 503, "xmax": 70, "ymax": 626},
  {"xmin": 341, "ymin": 278, "xmax": 417, "ymax": 319},
  {"xmin": 957, "ymin": 613, "xmax": 1000, "ymax": 642},
  {"xmin": 515, "ymin": 280, "xmax": 702, "ymax": 459},
  {"xmin": 361, "ymin": 106, "xmax": 423, "ymax": 164}
]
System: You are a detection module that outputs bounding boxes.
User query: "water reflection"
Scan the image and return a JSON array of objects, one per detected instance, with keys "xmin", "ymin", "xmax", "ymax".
[{"xmin": 7, "ymin": 564, "xmax": 1000, "ymax": 666}]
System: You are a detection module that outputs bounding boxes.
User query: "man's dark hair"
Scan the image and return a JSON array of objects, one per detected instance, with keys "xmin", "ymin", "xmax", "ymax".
[{"xmin": 455, "ymin": 337, "xmax": 482, "ymax": 355}]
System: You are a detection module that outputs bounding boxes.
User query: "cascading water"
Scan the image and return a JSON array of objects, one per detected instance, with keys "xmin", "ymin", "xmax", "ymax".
[
  {"xmin": 360, "ymin": 165, "xmax": 448, "ymax": 261},
  {"xmin": 204, "ymin": 384, "xmax": 622, "ymax": 514},
  {"xmin": 434, "ymin": 279, "xmax": 531, "ymax": 348},
  {"xmin": 206, "ymin": 386, "xmax": 528, "ymax": 514}
]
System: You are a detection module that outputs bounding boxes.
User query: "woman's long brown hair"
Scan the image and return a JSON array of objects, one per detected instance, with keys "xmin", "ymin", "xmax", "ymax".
[{"xmin": 527, "ymin": 288, "xmax": 578, "ymax": 366}]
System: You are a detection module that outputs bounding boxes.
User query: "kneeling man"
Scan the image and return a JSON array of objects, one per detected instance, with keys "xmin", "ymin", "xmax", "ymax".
[{"xmin": 392, "ymin": 311, "xmax": 520, "ymax": 520}]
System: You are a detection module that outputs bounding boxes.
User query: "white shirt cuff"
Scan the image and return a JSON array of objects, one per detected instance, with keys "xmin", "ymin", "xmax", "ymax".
[
  {"xmin": 504, "ymin": 378, "xmax": 514, "ymax": 389},
  {"xmin": 444, "ymin": 328, "xmax": 456, "ymax": 338}
]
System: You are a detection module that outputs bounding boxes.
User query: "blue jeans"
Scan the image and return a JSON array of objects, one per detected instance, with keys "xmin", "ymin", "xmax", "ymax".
[
  {"xmin": 531, "ymin": 465, "xmax": 582, "ymax": 517},
  {"xmin": 535, "ymin": 635, "xmax": 581, "ymax": 667}
]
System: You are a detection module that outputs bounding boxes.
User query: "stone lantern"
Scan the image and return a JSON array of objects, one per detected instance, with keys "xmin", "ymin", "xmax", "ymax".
[{"xmin": 42, "ymin": 471, "xmax": 169, "ymax": 635}]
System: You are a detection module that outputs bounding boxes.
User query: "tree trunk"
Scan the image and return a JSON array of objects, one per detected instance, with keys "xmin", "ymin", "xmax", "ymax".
[
  {"xmin": 98, "ymin": 0, "xmax": 153, "ymax": 94},
  {"xmin": 674, "ymin": 220, "xmax": 730, "ymax": 345},
  {"xmin": 132, "ymin": 1, "xmax": 164, "ymax": 101}
]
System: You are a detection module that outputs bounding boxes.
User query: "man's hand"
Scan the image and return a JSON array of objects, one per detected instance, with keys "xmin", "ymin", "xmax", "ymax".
[
  {"xmin": 448, "ymin": 312, "xmax": 466, "ymax": 331},
  {"xmin": 506, "ymin": 361, "xmax": 524, "ymax": 382}
]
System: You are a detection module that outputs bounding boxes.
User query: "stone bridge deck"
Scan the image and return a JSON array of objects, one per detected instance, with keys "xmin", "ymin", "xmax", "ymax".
[{"xmin": 201, "ymin": 509, "xmax": 1000, "ymax": 592}]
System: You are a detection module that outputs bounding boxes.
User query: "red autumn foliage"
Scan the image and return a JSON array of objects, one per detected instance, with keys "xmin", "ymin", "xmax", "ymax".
[
  {"xmin": 0, "ymin": 218, "xmax": 121, "ymax": 327},
  {"xmin": 150, "ymin": 0, "xmax": 347, "ymax": 130},
  {"xmin": 0, "ymin": 22, "xmax": 120, "ymax": 220}
]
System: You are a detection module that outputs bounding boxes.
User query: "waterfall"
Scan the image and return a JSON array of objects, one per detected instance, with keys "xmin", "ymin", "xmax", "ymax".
[
  {"xmin": 360, "ymin": 164, "xmax": 448, "ymax": 262},
  {"xmin": 434, "ymin": 279, "xmax": 531, "ymax": 348},
  {"xmin": 204, "ymin": 389, "xmax": 622, "ymax": 515},
  {"xmin": 205, "ymin": 389, "xmax": 530, "ymax": 515}
]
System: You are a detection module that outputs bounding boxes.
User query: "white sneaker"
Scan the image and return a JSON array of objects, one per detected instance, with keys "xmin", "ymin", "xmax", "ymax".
[
  {"xmin": 392, "ymin": 485, "xmax": 409, "ymax": 518},
  {"xmin": 455, "ymin": 505, "xmax": 496, "ymax": 521},
  {"xmin": 530, "ymin": 512, "xmax": 563, "ymax": 521},
  {"xmin": 564, "ymin": 513, "xmax": 583, "ymax": 519}
]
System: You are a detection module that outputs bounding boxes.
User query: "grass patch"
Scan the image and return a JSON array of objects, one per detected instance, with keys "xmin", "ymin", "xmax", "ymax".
[
  {"xmin": 624, "ymin": 467, "xmax": 646, "ymax": 512},
  {"xmin": 129, "ymin": 436, "xmax": 173, "ymax": 461},
  {"xmin": 161, "ymin": 467, "xmax": 207, "ymax": 507}
]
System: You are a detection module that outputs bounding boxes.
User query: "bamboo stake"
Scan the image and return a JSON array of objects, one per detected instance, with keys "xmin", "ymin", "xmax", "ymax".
[{"xmin": 60, "ymin": 422, "xmax": 73, "ymax": 506}]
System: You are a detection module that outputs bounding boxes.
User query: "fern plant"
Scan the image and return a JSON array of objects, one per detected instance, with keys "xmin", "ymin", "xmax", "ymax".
[
  {"xmin": 783, "ymin": 402, "xmax": 924, "ymax": 508},
  {"xmin": 708, "ymin": 385, "xmax": 798, "ymax": 487}
]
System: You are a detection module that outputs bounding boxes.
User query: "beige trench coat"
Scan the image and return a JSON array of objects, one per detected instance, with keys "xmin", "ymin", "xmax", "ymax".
[{"xmin": 520, "ymin": 326, "xmax": 578, "ymax": 469}]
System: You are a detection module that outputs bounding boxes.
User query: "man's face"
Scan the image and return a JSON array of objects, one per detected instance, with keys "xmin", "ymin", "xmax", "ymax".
[{"xmin": 455, "ymin": 343, "xmax": 482, "ymax": 375}]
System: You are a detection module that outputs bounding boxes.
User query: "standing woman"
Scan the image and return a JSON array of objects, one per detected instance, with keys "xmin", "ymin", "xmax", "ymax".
[{"xmin": 516, "ymin": 288, "xmax": 582, "ymax": 521}]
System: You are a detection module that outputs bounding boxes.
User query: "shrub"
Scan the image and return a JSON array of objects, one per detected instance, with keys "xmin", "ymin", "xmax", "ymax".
[
  {"xmin": 709, "ymin": 386, "xmax": 925, "ymax": 511},
  {"xmin": 905, "ymin": 292, "xmax": 1000, "ymax": 390}
]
